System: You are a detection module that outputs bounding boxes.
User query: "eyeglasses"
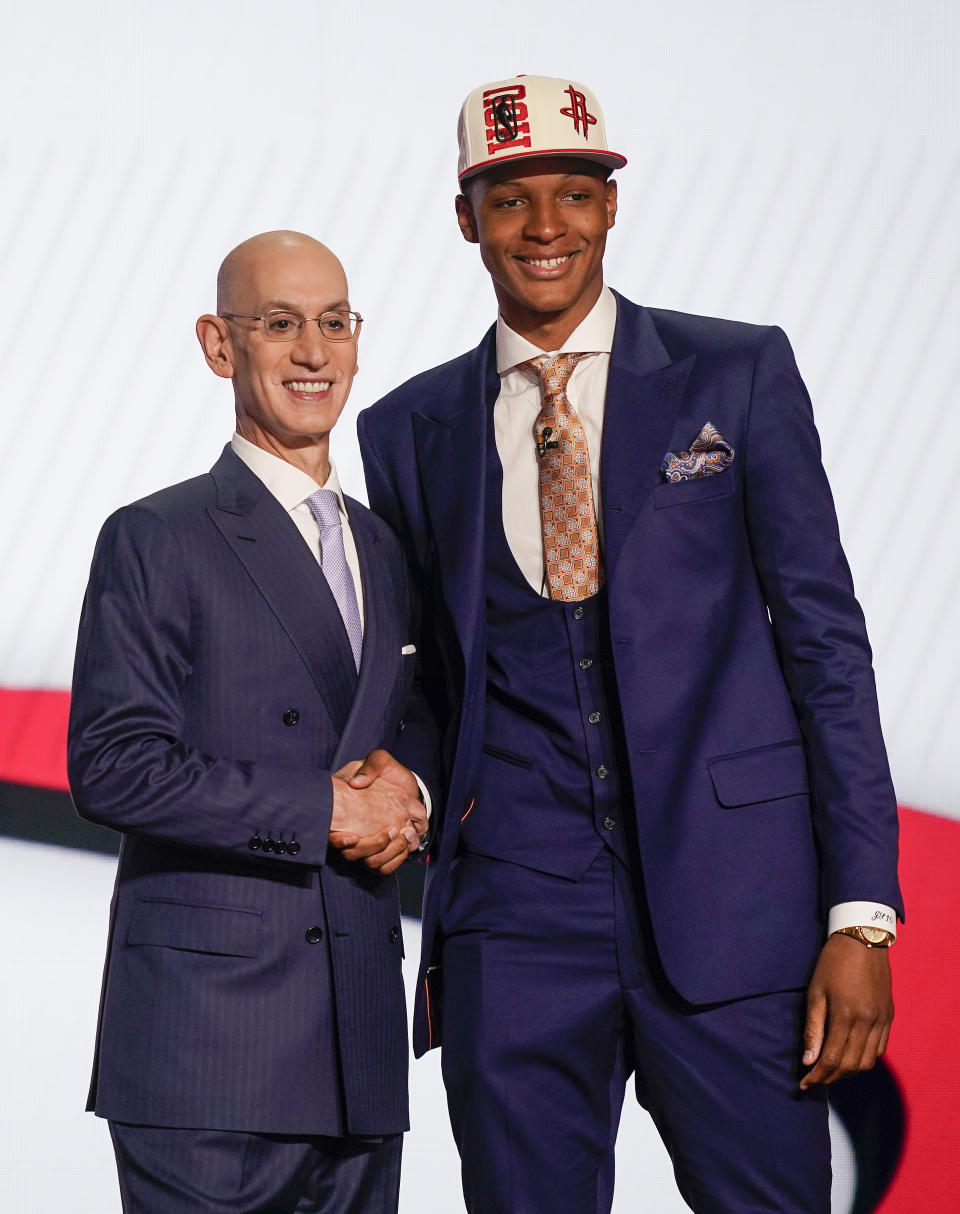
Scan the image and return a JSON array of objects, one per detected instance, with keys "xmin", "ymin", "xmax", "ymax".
[{"xmin": 219, "ymin": 309, "xmax": 363, "ymax": 342}]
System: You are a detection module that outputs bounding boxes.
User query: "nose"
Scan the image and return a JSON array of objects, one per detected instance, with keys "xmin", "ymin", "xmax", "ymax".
[
  {"xmin": 290, "ymin": 320, "xmax": 333, "ymax": 369},
  {"xmin": 522, "ymin": 196, "xmax": 567, "ymax": 244}
]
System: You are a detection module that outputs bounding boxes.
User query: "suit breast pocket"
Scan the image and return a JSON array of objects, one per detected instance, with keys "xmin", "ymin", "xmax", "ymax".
[
  {"xmin": 653, "ymin": 473, "xmax": 735, "ymax": 509},
  {"xmin": 127, "ymin": 898, "xmax": 263, "ymax": 958},
  {"xmin": 398, "ymin": 650, "xmax": 416, "ymax": 686}
]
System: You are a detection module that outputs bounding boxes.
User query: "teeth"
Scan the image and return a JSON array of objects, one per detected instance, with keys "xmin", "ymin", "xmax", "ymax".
[
  {"xmin": 287, "ymin": 381, "xmax": 330, "ymax": 393},
  {"xmin": 524, "ymin": 255, "xmax": 571, "ymax": 268}
]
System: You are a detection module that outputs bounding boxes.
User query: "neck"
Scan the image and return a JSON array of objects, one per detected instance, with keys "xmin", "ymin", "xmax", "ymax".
[
  {"xmin": 498, "ymin": 281, "xmax": 604, "ymax": 351},
  {"xmin": 236, "ymin": 421, "xmax": 331, "ymax": 485}
]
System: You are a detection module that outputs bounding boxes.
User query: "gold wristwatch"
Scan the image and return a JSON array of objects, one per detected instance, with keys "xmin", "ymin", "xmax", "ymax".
[{"xmin": 833, "ymin": 925, "xmax": 895, "ymax": 948}]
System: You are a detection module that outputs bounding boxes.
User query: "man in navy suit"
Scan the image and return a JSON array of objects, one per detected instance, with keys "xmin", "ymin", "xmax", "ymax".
[
  {"xmin": 69, "ymin": 230, "xmax": 435, "ymax": 1213},
  {"xmin": 358, "ymin": 77, "xmax": 903, "ymax": 1212}
]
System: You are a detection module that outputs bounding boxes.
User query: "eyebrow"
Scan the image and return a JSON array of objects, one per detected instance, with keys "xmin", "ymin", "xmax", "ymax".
[
  {"xmin": 262, "ymin": 299, "xmax": 351, "ymax": 312},
  {"xmin": 485, "ymin": 172, "xmax": 596, "ymax": 191}
]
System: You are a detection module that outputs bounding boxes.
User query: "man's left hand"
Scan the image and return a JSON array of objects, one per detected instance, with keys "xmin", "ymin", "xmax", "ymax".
[{"xmin": 799, "ymin": 932, "xmax": 893, "ymax": 1089}]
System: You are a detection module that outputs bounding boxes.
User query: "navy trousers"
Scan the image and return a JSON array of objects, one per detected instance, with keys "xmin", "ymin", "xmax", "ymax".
[
  {"xmin": 109, "ymin": 1122, "xmax": 402, "ymax": 1214},
  {"xmin": 439, "ymin": 850, "xmax": 830, "ymax": 1214}
]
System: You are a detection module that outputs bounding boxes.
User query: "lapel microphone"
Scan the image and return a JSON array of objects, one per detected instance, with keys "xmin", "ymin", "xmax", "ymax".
[{"xmin": 536, "ymin": 427, "xmax": 560, "ymax": 459}]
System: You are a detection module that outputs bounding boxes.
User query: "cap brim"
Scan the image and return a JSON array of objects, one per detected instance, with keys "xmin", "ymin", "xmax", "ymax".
[{"xmin": 459, "ymin": 146, "xmax": 628, "ymax": 184}]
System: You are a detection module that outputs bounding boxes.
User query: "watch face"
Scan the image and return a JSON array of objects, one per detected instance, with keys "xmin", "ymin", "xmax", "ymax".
[{"xmin": 861, "ymin": 926, "xmax": 891, "ymax": 945}]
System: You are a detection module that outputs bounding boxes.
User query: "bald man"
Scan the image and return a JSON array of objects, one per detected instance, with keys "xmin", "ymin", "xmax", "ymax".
[{"xmin": 68, "ymin": 231, "xmax": 437, "ymax": 1213}]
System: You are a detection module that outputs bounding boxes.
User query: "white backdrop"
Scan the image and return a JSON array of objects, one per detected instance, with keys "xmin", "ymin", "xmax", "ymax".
[{"xmin": 0, "ymin": 1, "xmax": 957, "ymax": 1210}]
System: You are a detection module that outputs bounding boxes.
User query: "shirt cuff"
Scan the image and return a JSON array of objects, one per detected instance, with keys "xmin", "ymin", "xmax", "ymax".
[
  {"xmin": 411, "ymin": 772, "xmax": 432, "ymax": 820},
  {"xmin": 828, "ymin": 901, "xmax": 897, "ymax": 940}
]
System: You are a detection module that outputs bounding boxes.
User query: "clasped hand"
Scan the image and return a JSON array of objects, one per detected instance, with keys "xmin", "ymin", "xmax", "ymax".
[{"xmin": 328, "ymin": 749, "xmax": 427, "ymax": 875}]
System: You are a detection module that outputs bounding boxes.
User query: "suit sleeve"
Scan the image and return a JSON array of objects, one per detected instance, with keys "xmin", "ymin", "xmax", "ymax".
[
  {"xmin": 743, "ymin": 327, "xmax": 903, "ymax": 919},
  {"xmin": 68, "ymin": 506, "xmax": 334, "ymax": 866},
  {"xmin": 359, "ymin": 409, "xmax": 446, "ymax": 830},
  {"xmin": 358, "ymin": 410, "xmax": 424, "ymax": 565}
]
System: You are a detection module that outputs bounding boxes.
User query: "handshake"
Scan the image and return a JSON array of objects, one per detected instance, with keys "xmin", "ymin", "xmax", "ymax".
[{"xmin": 328, "ymin": 749, "xmax": 429, "ymax": 875}]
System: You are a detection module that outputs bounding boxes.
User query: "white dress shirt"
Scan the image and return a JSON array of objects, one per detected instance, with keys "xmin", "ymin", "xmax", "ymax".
[
  {"xmin": 231, "ymin": 432, "xmax": 364, "ymax": 625},
  {"xmin": 491, "ymin": 289, "xmax": 894, "ymax": 939},
  {"xmin": 231, "ymin": 432, "xmax": 431, "ymax": 817}
]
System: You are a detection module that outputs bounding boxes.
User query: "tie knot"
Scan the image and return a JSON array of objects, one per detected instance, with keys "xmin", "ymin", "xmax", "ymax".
[
  {"xmin": 306, "ymin": 488, "xmax": 341, "ymax": 531},
  {"xmin": 523, "ymin": 352, "xmax": 594, "ymax": 401}
]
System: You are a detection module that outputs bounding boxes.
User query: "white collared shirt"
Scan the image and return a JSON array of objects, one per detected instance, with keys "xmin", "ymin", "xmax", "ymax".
[
  {"xmin": 231, "ymin": 432, "xmax": 364, "ymax": 626},
  {"xmin": 495, "ymin": 284, "xmax": 616, "ymax": 596},
  {"xmin": 491, "ymin": 287, "xmax": 895, "ymax": 939}
]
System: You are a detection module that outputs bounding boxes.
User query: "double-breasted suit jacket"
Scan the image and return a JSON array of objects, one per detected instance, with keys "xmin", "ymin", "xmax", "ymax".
[
  {"xmin": 358, "ymin": 292, "xmax": 903, "ymax": 1057},
  {"xmin": 68, "ymin": 445, "xmax": 436, "ymax": 1134}
]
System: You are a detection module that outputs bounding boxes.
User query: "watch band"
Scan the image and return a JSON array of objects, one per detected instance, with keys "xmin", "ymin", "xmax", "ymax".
[{"xmin": 834, "ymin": 925, "xmax": 895, "ymax": 948}]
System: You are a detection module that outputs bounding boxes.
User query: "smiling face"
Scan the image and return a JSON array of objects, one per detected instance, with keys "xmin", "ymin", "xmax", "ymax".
[
  {"xmin": 457, "ymin": 157, "xmax": 617, "ymax": 349},
  {"xmin": 197, "ymin": 233, "xmax": 359, "ymax": 477}
]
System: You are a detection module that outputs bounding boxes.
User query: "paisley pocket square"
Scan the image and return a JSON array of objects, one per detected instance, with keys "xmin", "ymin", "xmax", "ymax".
[{"xmin": 661, "ymin": 422, "xmax": 735, "ymax": 483}]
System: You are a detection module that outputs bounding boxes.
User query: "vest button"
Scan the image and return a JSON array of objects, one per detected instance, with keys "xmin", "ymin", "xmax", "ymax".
[
  {"xmin": 588, "ymin": 711, "xmax": 601, "ymax": 724},
  {"xmin": 573, "ymin": 605, "xmax": 584, "ymax": 620},
  {"xmin": 389, "ymin": 926, "xmax": 400, "ymax": 944},
  {"xmin": 282, "ymin": 708, "xmax": 300, "ymax": 726},
  {"xmin": 579, "ymin": 657, "xmax": 593, "ymax": 670},
  {"xmin": 602, "ymin": 816, "xmax": 616, "ymax": 831},
  {"xmin": 304, "ymin": 925, "xmax": 324, "ymax": 944},
  {"xmin": 596, "ymin": 764, "xmax": 609, "ymax": 779}
]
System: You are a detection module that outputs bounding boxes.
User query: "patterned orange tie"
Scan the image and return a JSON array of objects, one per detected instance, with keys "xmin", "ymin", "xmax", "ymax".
[{"xmin": 524, "ymin": 352, "xmax": 604, "ymax": 601}]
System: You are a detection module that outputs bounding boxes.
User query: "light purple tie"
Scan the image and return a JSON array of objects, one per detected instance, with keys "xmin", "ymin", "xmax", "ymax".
[{"xmin": 306, "ymin": 489, "xmax": 363, "ymax": 672}]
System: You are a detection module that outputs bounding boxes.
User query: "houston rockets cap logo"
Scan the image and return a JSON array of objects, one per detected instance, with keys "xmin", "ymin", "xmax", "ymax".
[{"xmin": 457, "ymin": 74, "xmax": 627, "ymax": 183}]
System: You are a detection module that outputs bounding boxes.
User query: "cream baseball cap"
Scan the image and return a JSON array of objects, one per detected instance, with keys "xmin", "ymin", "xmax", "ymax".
[{"xmin": 457, "ymin": 74, "xmax": 627, "ymax": 184}]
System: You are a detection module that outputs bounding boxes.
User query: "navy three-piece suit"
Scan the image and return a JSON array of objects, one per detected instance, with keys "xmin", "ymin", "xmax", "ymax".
[
  {"xmin": 68, "ymin": 446, "xmax": 434, "ymax": 1206},
  {"xmin": 359, "ymin": 293, "xmax": 903, "ymax": 1212}
]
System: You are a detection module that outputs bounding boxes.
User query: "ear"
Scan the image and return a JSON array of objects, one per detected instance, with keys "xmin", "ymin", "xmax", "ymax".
[
  {"xmin": 455, "ymin": 193, "xmax": 479, "ymax": 244},
  {"xmin": 196, "ymin": 314, "xmax": 235, "ymax": 379},
  {"xmin": 605, "ymin": 178, "xmax": 618, "ymax": 231}
]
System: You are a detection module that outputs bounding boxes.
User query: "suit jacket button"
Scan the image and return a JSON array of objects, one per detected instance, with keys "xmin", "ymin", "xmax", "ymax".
[
  {"xmin": 572, "ymin": 605, "xmax": 584, "ymax": 620},
  {"xmin": 262, "ymin": 837, "xmax": 275, "ymax": 853},
  {"xmin": 602, "ymin": 816, "xmax": 616, "ymax": 831},
  {"xmin": 282, "ymin": 708, "xmax": 300, "ymax": 727},
  {"xmin": 389, "ymin": 926, "xmax": 400, "ymax": 944},
  {"xmin": 248, "ymin": 834, "xmax": 263, "ymax": 851},
  {"xmin": 287, "ymin": 840, "xmax": 301, "ymax": 856},
  {"xmin": 305, "ymin": 925, "xmax": 324, "ymax": 944},
  {"xmin": 274, "ymin": 839, "xmax": 287, "ymax": 854}
]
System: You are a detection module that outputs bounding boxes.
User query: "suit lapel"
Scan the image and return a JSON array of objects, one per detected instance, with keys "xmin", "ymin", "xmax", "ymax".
[
  {"xmin": 207, "ymin": 448, "xmax": 358, "ymax": 735},
  {"xmin": 413, "ymin": 331, "xmax": 497, "ymax": 669},
  {"xmin": 332, "ymin": 504, "xmax": 398, "ymax": 766},
  {"xmin": 401, "ymin": 302, "xmax": 693, "ymax": 644},
  {"xmin": 601, "ymin": 294, "xmax": 696, "ymax": 575}
]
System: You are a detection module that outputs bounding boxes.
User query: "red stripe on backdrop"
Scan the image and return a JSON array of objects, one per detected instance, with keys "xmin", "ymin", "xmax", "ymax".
[
  {"xmin": 0, "ymin": 687, "xmax": 70, "ymax": 790},
  {"xmin": 878, "ymin": 806, "xmax": 960, "ymax": 1213}
]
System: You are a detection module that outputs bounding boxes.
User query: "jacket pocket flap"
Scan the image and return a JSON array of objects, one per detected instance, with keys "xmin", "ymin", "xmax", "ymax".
[
  {"xmin": 708, "ymin": 743, "xmax": 808, "ymax": 807},
  {"xmin": 128, "ymin": 898, "xmax": 263, "ymax": 957}
]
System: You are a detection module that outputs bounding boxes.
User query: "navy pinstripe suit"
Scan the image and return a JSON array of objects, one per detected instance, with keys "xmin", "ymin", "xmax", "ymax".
[{"xmin": 68, "ymin": 445, "xmax": 435, "ymax": 1144}]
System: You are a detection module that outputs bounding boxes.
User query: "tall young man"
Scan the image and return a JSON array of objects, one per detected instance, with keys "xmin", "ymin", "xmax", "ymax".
[{"xmin": 359, "ymin": 78, "xmax": 902, "ymax": 1213}]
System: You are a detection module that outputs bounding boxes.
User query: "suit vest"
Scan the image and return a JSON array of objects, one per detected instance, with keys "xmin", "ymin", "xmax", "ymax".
[{"xmin": 458, "ymin": 415, "xmax": 632, "ymax": 880}]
